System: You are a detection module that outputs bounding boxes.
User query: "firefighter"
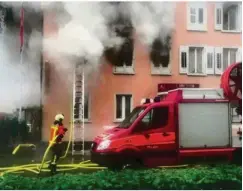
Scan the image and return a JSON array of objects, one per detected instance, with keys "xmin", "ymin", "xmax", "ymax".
[{"xmin": 48, "ymin": 113, "xmax": 68, "ymax": 175}]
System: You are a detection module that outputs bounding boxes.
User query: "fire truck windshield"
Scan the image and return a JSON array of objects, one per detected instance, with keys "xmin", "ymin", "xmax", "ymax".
[{"xmin": 118, "ymin": 107, "xmax": 146, "ymax": 129}]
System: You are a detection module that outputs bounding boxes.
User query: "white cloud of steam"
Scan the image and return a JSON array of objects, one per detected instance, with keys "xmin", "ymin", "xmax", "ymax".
[
  {"xmin": 44, "ymin": 2, "xmax": 124, "ymax": 68},
  {"xmin": 0, "ymin": 2, "xmax": 175, "ymax": 113},
  {"xmin": 0, "ymin": 28, "xmax": 42, "ymax": 113}
]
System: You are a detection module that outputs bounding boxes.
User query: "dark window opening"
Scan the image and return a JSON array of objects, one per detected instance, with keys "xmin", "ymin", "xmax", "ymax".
[
  {"xmin": 104, "ymin": 16, "xmax": 134, "ymax": 67},
  {"xmin": 150, "ymin": 36, "xmax": 171, "ymax": 68},
  {"xmin": 84, "ymin": 94, "xmax": 89, "ymax": 119},
  {"xmin": 116, "ymin": 95, "xmax": 122, "ymax": 119},
  {"xmin": 44, "ymin": 61, "xmax": 51, "ymax": 94},
  {"xmin": 181, "ymin": 52, "xmax": 187, "ymax": 68}
]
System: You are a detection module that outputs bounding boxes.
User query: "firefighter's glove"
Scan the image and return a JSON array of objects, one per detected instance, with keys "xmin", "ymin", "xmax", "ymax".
[{"xmin": 56, "ymin": 134, "xmax": 64, "ymax": 142}]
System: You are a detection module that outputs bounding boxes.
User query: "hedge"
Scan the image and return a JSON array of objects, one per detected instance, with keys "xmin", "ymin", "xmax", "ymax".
[{"xmin": 0, "ymin": 164, "xmax": 241, "ymax": 190}]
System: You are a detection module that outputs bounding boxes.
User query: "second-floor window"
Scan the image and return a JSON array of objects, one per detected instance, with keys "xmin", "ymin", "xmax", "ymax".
[
  {"xmin": 150, "ymin": 36, "xmax": 171, "ymax": 75},
  {"xmin": 105, "ymin": 16, "xmax": 134, "ymax": 75},
  {"xmin": 180, "ymin": 46, "xmax": 207, "ymax": 75},
  {"xmin": 180, "ymin": 46, "xmax": 241, "ymax": 76},
  {"xmin": 187, "ymin": 2, "xmax": 207, "ymax": 31},
  {"xmin": 215, "ymin": 2, "xmax": 242, "ymax": 32},
  {"xmin": 215, "ymin": 47, "xmax": 241, "ymax": 74}
]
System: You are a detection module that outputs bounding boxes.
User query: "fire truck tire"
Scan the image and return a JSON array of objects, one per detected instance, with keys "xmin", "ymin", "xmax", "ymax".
[{"xmin": 120, "ymin": 149, "xmax": 143, "ymax": 169}]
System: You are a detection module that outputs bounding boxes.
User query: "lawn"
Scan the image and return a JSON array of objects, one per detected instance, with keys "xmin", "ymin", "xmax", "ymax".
[{"xmin": 0, "ymin": 164, "xmax": 241, "ymax": 190}]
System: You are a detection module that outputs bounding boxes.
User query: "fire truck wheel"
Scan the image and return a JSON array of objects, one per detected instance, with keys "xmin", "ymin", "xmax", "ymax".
[{"xmin": 122, "ymin": 158, "xmax": 143, "ymax": 169}]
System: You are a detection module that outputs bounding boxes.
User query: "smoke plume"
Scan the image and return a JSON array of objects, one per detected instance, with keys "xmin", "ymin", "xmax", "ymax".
[{"xmin": 0, "ymin": 2, "xmax": 175, "ymax": 113}]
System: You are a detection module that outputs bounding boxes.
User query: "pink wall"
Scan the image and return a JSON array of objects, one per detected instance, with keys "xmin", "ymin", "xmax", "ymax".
[{"xmin": 42, "ymin": 2, "xmax": 242, "ymax": 141}]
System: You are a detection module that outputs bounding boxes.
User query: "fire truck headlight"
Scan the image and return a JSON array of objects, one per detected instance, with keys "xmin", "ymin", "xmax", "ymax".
[{"xmin": 97, "ymin": 140, "xmax": 111, "ymax": 151}]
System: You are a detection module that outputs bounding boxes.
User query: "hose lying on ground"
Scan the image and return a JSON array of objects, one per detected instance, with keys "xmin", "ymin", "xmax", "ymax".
[{"xmin": 0, "ymin": 160, "xmax": 107, "ymax": 177}]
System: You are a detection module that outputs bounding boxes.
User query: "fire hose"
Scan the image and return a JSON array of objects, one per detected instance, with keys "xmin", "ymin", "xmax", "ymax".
[
  {"xmin": 0, "ymin": 120, "xmax": 106, "ymax": 177},
  {"xmin": 1, "ymin": 114, "xmax": 188, "ymax": 177}
]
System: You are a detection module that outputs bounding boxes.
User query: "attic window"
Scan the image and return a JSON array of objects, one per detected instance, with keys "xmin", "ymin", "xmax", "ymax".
[
  {"xmin": 105, "ymin": 16, "xmax": 134, "ymax": 75},
  {"xmin": 150, "ymin": 36, "xmax": 171, "ymax": 75}
]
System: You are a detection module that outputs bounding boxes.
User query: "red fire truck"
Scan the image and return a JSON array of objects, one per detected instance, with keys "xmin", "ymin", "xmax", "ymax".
[{"xmin": 91, "ymin": 62, "xmax": 242, "ymax": 168}]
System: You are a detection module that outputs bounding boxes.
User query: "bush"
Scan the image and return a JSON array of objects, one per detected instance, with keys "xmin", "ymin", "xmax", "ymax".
[{"xmin": 0, "ymin": 165, "xmax": 241, "ymax": 190}]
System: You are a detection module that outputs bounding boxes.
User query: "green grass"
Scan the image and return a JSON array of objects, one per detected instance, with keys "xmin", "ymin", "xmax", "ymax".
[{"xmin": 0, "ymin": 164, "xmax": 241, "ymax": 190}]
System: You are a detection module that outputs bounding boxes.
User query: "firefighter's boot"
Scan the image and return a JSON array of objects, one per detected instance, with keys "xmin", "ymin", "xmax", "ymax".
[{"xmin": 49, "ymin": 163, "xmax": 57, "ymax": 175}]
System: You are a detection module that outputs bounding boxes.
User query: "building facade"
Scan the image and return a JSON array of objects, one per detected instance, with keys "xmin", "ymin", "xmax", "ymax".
[{"xmin": 42, "ymin": 2, "xmax": 242, "ymax": 142}]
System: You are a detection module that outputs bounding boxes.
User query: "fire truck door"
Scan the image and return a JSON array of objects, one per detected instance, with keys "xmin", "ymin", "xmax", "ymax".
[{"xmin": 134, "ymin": 105, "xmax": 176, "ymax": 153}]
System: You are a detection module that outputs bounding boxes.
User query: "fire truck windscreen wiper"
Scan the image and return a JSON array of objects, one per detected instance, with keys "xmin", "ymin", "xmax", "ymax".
[{"xmin": 118, "ymin": 107, "xmax": 146, "ymax": 129}]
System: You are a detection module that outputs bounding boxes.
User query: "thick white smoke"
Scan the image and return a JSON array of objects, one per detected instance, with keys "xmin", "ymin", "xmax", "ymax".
[
  {"xmin": 126, "ymin": 2, "xmax": 175, "ymax": 47},
  {"xmin": 0, "ymin": 26, "xmax": 42, "ymax": 113},
  {"xmin": 0, "ymin": 2, "xmax": 175, "ymax": 113}
]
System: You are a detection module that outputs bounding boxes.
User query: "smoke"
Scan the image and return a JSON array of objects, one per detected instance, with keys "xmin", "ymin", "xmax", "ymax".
[
  {"xmin": 43, "ymin": 2, "xmax": 125, "ymax": 73},
  {"xmin": 0, "ymin": 2, "xmax": 175, "ymax": 113},
  {"xmin": 126, "ymin": 2, "xmax": 175, "ymax": 47}
]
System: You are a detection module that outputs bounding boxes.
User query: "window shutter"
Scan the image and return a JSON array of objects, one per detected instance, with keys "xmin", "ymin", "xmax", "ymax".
[
  {"xmin": 179, "ymin": 46, "xmax": 188, "ymax": 74},
  {"xmin": 200, "ymin": 5, "xmax": 207, "ymax": 31},
  {"xmin": 238, "ymin": 4, "xmax": 242, "ymax": 32},
  {"xmin": 236, "ymin": 47, "xmax": 242, "ymax": 62},
  {"xmin": 214, "ymin": 3, "xmax": 222, "ymax": 30},
  {"xmin": 206, "ymin": 46, "xmax": 215, "ymax": 74},
  {"xmin": 214, "ymin": 47, "xmax": 223, "ymax": 75}
]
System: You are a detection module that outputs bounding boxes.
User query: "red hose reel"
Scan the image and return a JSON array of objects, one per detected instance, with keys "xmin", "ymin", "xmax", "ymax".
[{"xmin": 221, "ymin": 62, "xmax": 242, "ymax": 101}]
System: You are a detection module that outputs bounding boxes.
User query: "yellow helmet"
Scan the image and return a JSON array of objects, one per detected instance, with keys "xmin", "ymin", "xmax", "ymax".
[{"xmin": 55, "ymin": 114, "xmax": 64, "ymax": 121}]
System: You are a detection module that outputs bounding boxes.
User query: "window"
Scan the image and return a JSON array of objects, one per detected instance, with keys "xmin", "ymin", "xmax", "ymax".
[
  {"xmin": 136, "ymin": 107, "xmax": 169, "ymax": 131},
  {"xmin": 180, "ymin": 46, "xmax": 241, "ymax": 75},
  {"xmin": 83, "ymin": 94, "xmax": 90, "ymax": 120},
  {"xmin": 150, "ymin": 37, "xmax": 171, "ymax": 75},
  {"xmin": 115, "ymin": 94, "xmax": 132, "ymax": 121},
  {"xmin": 187, "ymin": 2, "xmax": 207, "ymax": 31},
  {"xmin": 74, "ymin": 93, "xmax": 90, "ymax": 122},
  {"xmin": 188, "ymin": 47, "xmax": 204, "ymax": 74},
  {"xmin": 180, "ymin": 46, "xmax": 206, "ymax": 75},
  {"xmin": 44, "ymin": 61, "xmax": 51, "ymax": 94},
  {"xmin": 105, "ymin": 16, "xmax": 134, "ymax": 75},
  {"xmin": 223, "ymin": 48, "xmax": 237, "ymax": 71},
  {"xmin": 215, "ymin": 3, "xmax": 242, "ymax": 32},
  {"xmin": 215, "ymin": 47, "xmax": 241, "ymax": 74}
]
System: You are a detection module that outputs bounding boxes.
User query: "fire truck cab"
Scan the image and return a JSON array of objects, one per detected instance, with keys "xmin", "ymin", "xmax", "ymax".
[{"xmin": 90, "ymin": 62, "xmax": 242, "ymax": 168}]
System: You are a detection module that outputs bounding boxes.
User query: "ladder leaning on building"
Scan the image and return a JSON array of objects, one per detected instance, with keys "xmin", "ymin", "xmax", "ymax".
[{"xmin": 72, "ymin": 62, "xmax": 85, "ymax": 156}]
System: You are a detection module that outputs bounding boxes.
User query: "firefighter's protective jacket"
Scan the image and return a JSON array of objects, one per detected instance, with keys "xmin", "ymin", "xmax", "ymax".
[{"xmin": 49, "ymin": 124, "xmax": 67, "ymax": 144}]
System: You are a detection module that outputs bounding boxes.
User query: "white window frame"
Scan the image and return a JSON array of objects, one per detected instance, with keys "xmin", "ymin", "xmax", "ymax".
[
  {"xmin": 215, "ymin": 46, "xmax": 241, "ymax": 75},
  {"xmin": 179, "ymin": 45, "xmax": 207, "ymax": 76},
  {"xmin": 151, "ymin": 63, "xmax": 171, "ymax": 76},
  {"xmin": 114, "ymin": 94, "xmax": 133, "ymax": 122},
  {"xmin": 187, "ymin": 2, "xmax": 207, "ymax": 31},
  {"xmin": 113, "ymin": 52, "xmax": 135, "ymax": 75},
  {"xmin": 214, "ymin": 2, "xmax": 242, "ymax": 33}
]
